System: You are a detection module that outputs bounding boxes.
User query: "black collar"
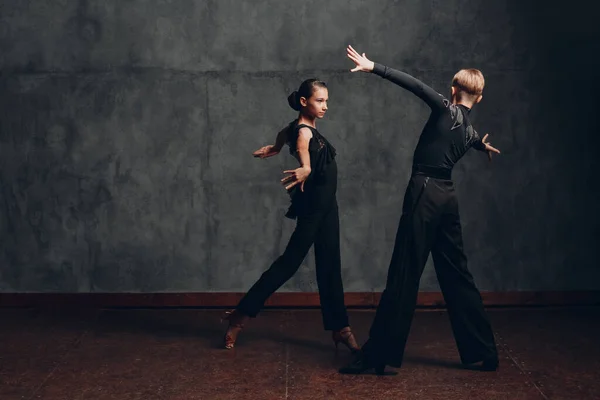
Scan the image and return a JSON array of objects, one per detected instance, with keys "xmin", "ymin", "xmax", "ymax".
[{"xmin": 457, "ymin": 104, "xmax": 471, "ymax": 113}]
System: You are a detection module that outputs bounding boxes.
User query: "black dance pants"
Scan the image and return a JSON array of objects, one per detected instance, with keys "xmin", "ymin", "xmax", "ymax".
[
  {"xmin": 236, "ymin": 198, "xmax": 349, "ymax": 331},
  {"xmin": 362, "ymin": 174, "xmax": 498, "ymax": 367}
]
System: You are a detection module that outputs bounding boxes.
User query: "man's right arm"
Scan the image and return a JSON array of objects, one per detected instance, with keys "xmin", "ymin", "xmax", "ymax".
[{"xmin": 372, "ymin": 63, "xmax": 446, "ymax": 111}]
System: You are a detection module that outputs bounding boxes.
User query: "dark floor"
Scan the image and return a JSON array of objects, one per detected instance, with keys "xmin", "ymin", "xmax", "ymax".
[{"xmin": 1, "ymin": 307, "xmax": 599, "ymax": 400}]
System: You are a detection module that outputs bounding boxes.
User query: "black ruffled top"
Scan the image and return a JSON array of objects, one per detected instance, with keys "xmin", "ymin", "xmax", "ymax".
[{"xmin": 284, "ymin": 121, "xmax": 338, "ymax": 219}]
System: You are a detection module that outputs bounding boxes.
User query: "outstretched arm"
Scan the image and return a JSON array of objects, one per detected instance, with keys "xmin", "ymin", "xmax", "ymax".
[
  {"xmin": 472, "ymin": 132, "xmax": 501, "ymax": 161},
  {"xmin": 252, "ymin": 121, "xmax": 295, "ymax": 159},
  {"xmin": 346, "ymin": 45, "xmax": 446, "ymax": 111}
]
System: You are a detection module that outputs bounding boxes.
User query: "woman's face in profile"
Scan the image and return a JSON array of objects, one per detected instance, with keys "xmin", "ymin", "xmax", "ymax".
[{"xmin": 301, "ymin": 88, "xmax": 329, "ymax": 119}]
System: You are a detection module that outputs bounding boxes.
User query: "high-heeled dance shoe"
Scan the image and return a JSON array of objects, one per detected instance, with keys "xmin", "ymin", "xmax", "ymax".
[
  {"xmin": 221, "ymin": 310, "xmax": 249, "ymax": 349},
  {"xmin": 332, "ymin": 326, "xmax": 361, "ymax": 354}
]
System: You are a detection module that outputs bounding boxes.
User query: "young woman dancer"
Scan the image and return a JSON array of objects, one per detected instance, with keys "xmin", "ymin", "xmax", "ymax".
[{"xmin": 222, "ymin": 79, "xmax": 359, "ymax": 354}]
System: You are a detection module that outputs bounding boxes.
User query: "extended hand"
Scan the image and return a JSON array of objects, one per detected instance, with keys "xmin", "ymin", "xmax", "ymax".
[
  {"xmin": 281, "ymin": 167, "xmax": 311, "ymax": 192},
  {"xmin": 346, "ymin": 45, "xmax": 375, "ymax": 72},
  {"xmin": 482, "ymin": 134, "xmax": 501, "ymax": 161},
  {"xmin": 253, "ymin": 145, "xmax": 279, "ymax": 159}
]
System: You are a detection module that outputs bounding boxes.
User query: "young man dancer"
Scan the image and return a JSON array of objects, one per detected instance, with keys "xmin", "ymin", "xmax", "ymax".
[{"xmin": 340, "ymin": 45, "xmax": 501, "ymax": 375}]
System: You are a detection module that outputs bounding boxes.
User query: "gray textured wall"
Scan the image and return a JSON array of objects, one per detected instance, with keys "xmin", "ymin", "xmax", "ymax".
[{"xmin": 1, "ymin": 0, "xmax": 599, "ymax": 293}]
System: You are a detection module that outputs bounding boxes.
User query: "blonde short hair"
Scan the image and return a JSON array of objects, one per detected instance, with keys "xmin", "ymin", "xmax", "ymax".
[{"xmin": 452, "ymin": 69, "xmax": 485, "ymax": 96}]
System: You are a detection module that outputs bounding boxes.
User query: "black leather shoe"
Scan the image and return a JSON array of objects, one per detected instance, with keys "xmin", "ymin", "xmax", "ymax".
[
  {"xmin": 464, "ymin": 356, "xmax": 499, "ymax": 371},
  {"xmin": 481, "ymin": 356, "xmax": 499, "ymax": 371},
  {"xmin": 338, "ymin": 353, "xmax": 397, "ymax": 376}
]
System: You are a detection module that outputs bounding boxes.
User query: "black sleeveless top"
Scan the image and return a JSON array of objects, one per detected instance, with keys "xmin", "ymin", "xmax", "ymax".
[{"xmin": 284, "ymin": 121, "xmax": 338, "ymax": 219}]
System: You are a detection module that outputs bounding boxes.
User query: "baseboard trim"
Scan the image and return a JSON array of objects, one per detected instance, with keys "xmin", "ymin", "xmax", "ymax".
[{"xmin": 1, "ymin": 291, "xmax": 599, "ymax": 308}]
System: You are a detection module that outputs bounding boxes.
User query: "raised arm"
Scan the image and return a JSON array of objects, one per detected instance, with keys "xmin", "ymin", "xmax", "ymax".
[
  {"xmin": 346, "ymin": 45, "xmax": 446, "ymax": 111},
  {"xmin": 371, "ymin": 64, "xmax": 446, "ymax": 111}
]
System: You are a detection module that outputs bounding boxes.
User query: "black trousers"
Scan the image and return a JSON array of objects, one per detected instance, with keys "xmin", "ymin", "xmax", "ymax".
[
  {"xmin": 363, "ymin": 174, "xmax": 498, "ymax": 367},
  {"xmin": 236, "ymin": 198, "xmax": 349, "ymax": 331}
]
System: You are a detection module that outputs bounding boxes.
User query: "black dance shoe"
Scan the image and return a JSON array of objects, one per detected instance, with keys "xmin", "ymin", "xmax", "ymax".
[
  {"xmin": 481, "ymin": 356, "xmax": 499, "ymax": 371},
  {"xmin": 338, "ymin": 352, "xmax": 397, "ymax": 376}
]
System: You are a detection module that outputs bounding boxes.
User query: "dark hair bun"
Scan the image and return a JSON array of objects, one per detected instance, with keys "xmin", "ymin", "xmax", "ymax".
[{"xmin": 287, "ymin": 90, "xmax": 300, "ymax": 111}]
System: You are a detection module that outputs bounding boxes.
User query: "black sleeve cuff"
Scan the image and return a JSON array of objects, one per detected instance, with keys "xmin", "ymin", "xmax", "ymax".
[
  {"xmin": 372, "ymin": 63, "xmax": 386, "ymax": 76},
  {"xmin": 472, "ymin": 139, "xmax": 486, "ymax": 151}
]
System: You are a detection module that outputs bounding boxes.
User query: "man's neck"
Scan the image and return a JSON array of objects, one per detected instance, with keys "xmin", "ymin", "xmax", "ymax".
[{"xmin": 452, "ymin": 100, "xmax": 473, "ymax": 111}]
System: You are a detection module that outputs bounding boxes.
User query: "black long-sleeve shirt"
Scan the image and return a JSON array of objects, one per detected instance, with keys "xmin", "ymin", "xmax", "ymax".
[{"xmin": 372, "ymin": 63, "xmax": 486, "ymax": 171}]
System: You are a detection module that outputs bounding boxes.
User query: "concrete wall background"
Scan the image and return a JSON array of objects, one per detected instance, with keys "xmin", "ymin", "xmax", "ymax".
[{"xmin": 1, "ymin": 0, "xmax": 599, "ymax": 293}]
